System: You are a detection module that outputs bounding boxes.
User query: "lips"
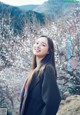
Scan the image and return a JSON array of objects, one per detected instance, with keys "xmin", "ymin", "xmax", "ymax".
[{"xmin": 34, "ymin": 48, "xmax": 41, "ymax": 52}]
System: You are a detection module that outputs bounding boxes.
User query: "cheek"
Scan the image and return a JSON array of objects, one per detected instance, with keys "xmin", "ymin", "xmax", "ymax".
[
  {"xmin": 42, "ymin": 47, "xmax": 48, "ymax": 54},
  {"xmin": 46, "ymin": 48, "xmax": 48, "ymax": 54}
]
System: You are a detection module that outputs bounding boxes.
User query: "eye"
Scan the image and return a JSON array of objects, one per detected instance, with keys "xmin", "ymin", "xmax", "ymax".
[
  {"xmin": 42, "ymin": 44, "xmax": 45, "ymax": 46},
  {"xmin": 41, "ymin": 43, "xmax": 46, "ymax": 47},
  {"xmin": 36, "ymin": 42, "xmax": 39, "ymax": 45},
  {"xmin": 34, "ymin": 41, "xmax": 39, "ymax": 45}
]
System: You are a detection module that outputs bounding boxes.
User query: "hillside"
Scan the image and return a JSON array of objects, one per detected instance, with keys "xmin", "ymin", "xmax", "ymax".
[
  {"xmin": 0, "ymin": 2, "xmax": 45, "ymax": 36},
  {"xmin": 34, "ymin": 0, "xmax": 80, "ymax": 19},
  {"xmin": 18, "ymin": 5, "xmax": 38, "ymax": 11}
]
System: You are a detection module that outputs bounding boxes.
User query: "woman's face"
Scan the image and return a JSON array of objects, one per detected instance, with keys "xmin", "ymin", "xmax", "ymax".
[{"xmin": 33, "ymin": 37, "xmax": 49, "ymax": 58}]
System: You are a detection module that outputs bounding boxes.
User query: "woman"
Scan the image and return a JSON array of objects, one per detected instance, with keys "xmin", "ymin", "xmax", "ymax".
[{"xmin": 19, "ymin": 35, "xmax": 61, "ymax": 115}]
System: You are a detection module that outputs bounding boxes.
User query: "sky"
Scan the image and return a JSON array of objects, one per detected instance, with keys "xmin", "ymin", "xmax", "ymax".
[{"xmin": 0, "ymin": 0, "xmax": 48, "ymax": 6}]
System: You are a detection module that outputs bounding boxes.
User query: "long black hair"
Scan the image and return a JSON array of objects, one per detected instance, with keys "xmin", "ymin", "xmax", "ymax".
[{"xmin": 31, "ymin": 35, "xmax": 57, "ymax": 79}]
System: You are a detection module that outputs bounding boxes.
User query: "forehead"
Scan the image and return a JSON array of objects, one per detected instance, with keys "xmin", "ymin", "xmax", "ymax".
[{"xmin": 36, "ymin": 37, "xmax": 48, "ymax": 44}]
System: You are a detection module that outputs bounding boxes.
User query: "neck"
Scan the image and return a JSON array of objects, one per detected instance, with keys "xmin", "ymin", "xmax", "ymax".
[{"xmin": 36, "ymin": 57, "xmax": 43, "ymax": 67}]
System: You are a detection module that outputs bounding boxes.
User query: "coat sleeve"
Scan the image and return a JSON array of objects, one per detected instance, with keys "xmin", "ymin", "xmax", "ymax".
[{"xmin": 41, "ymin": 64, "xmax": 61, "ymax": 115}]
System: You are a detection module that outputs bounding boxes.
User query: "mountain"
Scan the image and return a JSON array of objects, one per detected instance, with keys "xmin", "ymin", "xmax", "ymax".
[
  {"xmin": 0, "ymin": 2, "xmax": 45, "ymax": 36},
  {"xmin": 34, "ymin": 0, "xmax": 80, "ymax": 19},
  {"xmin": 18, "ymin": 5, "xmax": 39, "ymax": 11}
]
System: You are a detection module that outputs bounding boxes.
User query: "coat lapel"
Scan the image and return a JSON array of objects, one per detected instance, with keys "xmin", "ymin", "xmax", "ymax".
[
  {"xmin": 20, "ymin": 65, "xmax": 45, "ymax": 115},
  {"xmin": 28, "ymin": 65, "xmax": 45, "ymax": 93},
  {"xmin": 20, "ymin": 73, "xmax": 41, "ymax": 115},
  {"xmin": 28, "ymin": 71, "xmax": 41, "ymax": 93}
]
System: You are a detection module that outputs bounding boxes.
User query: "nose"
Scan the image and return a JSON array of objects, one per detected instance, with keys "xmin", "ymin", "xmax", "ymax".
[
  {"xmin": 36, "ymin": 45, "xmax": 40, "ymax": 49},
  {"xmin": 36, "ymin": 43, "xmax": 40, "ymax": 48}
]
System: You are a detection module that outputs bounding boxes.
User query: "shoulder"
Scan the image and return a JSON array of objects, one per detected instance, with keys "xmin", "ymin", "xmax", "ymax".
[
  {"xmin": 44, "ymin": 64, "xmax": 57, "ymax": 80},
  {"xmin": 44, "ymin": 63, "xmax": 55, "ymax": 72}
]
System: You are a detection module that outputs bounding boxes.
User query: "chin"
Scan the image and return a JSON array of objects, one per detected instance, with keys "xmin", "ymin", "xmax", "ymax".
[
  {"xmin": 34, "ymin": 53, "xmax": 40, "ymax": 56},
  {"xmin": 33, "ymin": 51, "xmax": 39, "ymax": 55}
]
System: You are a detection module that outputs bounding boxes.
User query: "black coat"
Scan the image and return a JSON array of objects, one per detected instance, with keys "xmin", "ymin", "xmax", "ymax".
[{"xmin": 19, "ymin": 64, "xmax": 61, "ymax": 115}]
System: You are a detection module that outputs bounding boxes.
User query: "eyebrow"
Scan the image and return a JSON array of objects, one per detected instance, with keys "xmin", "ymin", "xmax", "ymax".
[
  {"xmin": 35, "ymin": 40, "xmax": 48, "ymax": 45},
  {"xmin": 41, "ymin": 42, "xmax": 47, "ymax": 45}
]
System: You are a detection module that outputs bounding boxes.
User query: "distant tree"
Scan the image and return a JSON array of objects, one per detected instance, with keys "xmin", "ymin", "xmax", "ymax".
[{"xmin": 0, "ymin": 79, "xmax": 14, "ymax": 109}]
